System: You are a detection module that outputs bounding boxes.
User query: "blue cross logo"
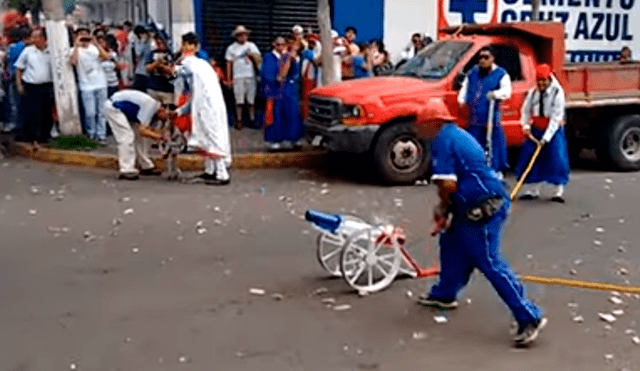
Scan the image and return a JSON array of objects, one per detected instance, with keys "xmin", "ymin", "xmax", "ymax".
[{"xmin": 449, "ymin": 0, "xmax": 488, "ymax": 24}]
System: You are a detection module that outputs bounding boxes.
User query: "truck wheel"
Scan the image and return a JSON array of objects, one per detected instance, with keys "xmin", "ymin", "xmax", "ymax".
[
  {"xmin": 599, "ymin": 115, "xmax": 640, "ymax": 170},
  {"xmin": 372, "ymin": 122, "xmax": 430, "ymax": 184}
]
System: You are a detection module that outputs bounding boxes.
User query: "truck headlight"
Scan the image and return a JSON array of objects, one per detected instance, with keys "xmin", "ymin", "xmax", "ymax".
[{"xmin": 341, "ymin": 105, "xmax": 362, "ymax": 118}]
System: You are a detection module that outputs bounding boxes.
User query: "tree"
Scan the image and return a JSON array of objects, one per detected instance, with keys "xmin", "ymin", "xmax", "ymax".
[
  {"xmin": 5, "ymin": 0, "xmax": 42, "ymax": 25},
  {"xmin": 42, "ymin": 0, "xmax": 82, "ymax": 135},
  {"xmin": 317, "ymin": 0, "xmax": 336, "ymax": 85}
]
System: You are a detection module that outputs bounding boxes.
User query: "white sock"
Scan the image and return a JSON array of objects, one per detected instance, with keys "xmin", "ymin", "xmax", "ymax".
[
  {"xmin": 215, "ymin": 160, "xmax": 230, "ymax": 181},
  {"xmin": 551, "ymin": 184, "xmax": 564, "ymax": 197},
  {"xmin": 204, "ymin": 159, "xmax": 216, "ymax": 175},
  {"xmin": 523, "ymin": 183, "xmax": 541, "ymax": 196}
]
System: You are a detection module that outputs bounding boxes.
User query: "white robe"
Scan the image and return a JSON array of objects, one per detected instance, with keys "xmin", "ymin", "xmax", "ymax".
[{"xmin": 176, "ymin": 56, "xmax": 231, "ymax": 166}]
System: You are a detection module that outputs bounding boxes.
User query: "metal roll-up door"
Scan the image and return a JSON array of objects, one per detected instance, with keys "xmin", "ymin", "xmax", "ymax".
[
  {"xmin": 200, "ymin": 0, "xmax": 318, "ymax": 62},
  {"xmin": 271, "ymin": 0, "xmax": 318, "ymax": 38}
]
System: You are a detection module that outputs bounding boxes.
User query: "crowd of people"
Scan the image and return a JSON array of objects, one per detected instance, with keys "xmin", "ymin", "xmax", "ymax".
[{"xmin": 0, "ymin": 18, "xmax": 433, "ymax": 152}]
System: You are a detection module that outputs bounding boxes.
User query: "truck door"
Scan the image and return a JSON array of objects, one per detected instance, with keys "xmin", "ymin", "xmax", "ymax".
[{"xmin": 491, "ymin": 44, "xmax": 528, "ymax": 147}]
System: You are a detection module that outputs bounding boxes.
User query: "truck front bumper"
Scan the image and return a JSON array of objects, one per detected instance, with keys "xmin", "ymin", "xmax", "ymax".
[{"xmin": 304, "ymin": 121, "xmax": 380, "ymax": 154}]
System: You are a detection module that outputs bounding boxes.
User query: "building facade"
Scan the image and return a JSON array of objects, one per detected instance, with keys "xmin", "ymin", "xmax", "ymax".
[{"xmin": 74, "ymin": 0, "xmax": 640, "ymax": 63}]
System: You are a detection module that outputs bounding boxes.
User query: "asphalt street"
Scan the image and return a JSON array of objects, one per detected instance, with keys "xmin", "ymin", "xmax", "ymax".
[{"xmin": 0, "ymin": 156, "xmax": 639, "ymax": 371}]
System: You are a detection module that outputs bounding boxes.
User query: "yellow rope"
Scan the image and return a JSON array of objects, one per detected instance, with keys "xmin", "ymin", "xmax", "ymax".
[
  {"xmin": 521, "ymin": 275, "xmax": 640, "ymax": 294},
  {"xmin": 511, "ymin": 143, "xmax": 543, "ymax": 201}
]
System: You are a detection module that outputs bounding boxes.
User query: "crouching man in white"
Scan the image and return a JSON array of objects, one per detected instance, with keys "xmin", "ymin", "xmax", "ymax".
[{"xmin": 104, "ymin": 89, "xmax": 175, "ymax": 180}]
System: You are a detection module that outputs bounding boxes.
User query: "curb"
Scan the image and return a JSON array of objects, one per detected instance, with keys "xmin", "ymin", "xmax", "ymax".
[{"xmin": 8, "ymin": 142, "xmax": 328, "ymax": 171}]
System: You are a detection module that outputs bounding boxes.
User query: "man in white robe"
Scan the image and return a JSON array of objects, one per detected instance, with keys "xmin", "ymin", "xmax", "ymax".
[{"xmin": 171, "ymin": 32, "xmax": 232, "ymax": 185}]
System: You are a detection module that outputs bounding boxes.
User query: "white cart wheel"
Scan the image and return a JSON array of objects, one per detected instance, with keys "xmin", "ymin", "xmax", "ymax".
[
  {"xmin": 316, "ymin": 232, "xmax": 346, "ymax": 277},
  {"xmin": 339, "ymin": 226, "xmax": 402, "ymax": 293},
  {"xmin": 315, "ymin": 215, "xmax": 368, "ymax": 277}
]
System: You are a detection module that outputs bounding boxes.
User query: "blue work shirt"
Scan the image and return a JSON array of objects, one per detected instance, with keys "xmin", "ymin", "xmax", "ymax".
[
  {"xmin": 430, "ymin": 123, "xmax": 507, "ymax": 214},
  {"xmin": 8, "ymin": 41, "xmax": 26, "ymax": 77},
  {"xmin": 352, "ymin": 55, "xmax": 371, "ymax": 78},
  {"xmin": 196, "ymin": 49, "xmax": 209, "ymax": 61}
]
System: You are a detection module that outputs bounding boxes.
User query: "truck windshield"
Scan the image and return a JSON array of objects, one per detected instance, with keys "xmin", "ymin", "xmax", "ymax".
[{"xmin": 394, "ymin": 41, "xmax": 472, "ymax": 79}]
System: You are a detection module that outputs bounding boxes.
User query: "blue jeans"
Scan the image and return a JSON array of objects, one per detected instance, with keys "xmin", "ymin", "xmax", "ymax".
[
  {"xmin": 7, "ymin": 80, "xmax": 22, "ymax": 130},
  {"xmin": 81, "ymin": 88, "xmax": 108, "ymax": 140},
  {"xmin": 428, "ymin": 204, "xmax": 543, "ymax": 327}
]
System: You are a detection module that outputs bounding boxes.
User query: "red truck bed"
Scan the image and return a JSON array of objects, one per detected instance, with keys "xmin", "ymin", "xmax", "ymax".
[{"xmin": 563, "ymin": 62, "xmax": 640, "ymax": 107}]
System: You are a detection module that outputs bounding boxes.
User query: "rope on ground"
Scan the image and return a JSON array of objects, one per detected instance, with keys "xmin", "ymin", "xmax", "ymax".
[{"xmin": 521, "ymin": 275, "xmax": 640, "ymax": 294}]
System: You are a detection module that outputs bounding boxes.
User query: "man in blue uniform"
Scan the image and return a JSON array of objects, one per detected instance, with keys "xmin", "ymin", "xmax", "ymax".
[
  {"xmin": 515, "ymin": 64, "xmax": 570, "ymax": 203},
  {"xmin": 458, "ymin": 46, "xmax": 511, "ymax": 177},
  {"xmin": 414, "ymin": 97, "xmax": 547, "ymax": 347}
]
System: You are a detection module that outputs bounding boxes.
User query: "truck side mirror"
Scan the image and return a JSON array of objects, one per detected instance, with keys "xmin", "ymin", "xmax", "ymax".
[{"xmin": 453, "ymin": 71, "xmax": 465, "ymax": 90}]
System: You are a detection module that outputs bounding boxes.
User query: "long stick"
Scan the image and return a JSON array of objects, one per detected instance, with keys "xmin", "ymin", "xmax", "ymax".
[
  {"xmin": 510, "ymin": 142, "xmax": 543, "ymax": 200},
  {"xmin": 521, "ymin": 274, "xmax": 640, "ymax": 294},
  {"xmin": 485, "ymin": 98, "xmax": 495, "ymax": 167}
]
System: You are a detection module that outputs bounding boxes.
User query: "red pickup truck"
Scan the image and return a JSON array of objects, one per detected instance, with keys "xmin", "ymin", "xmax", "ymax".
[{"xmin": 305, "ymin": 22, "xmax": 640, "ymax": 184}]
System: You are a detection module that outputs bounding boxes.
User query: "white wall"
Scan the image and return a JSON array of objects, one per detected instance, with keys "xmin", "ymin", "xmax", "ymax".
[
  {"xmin": 170, "ymin": 0, "xmax": 195, "ymax": 53},
  {"xmin": 383, "ymin": 0, "xmax": 437, "ymax": 64},
  {"xmin": 147, "ymin": 0, "xmax": 170, "ymax": 31}
]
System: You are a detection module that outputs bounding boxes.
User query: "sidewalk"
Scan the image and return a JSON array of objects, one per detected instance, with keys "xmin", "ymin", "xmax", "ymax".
[{"xmin": 4, "ymin": 126, "xmax": 327, "ymax": 171}]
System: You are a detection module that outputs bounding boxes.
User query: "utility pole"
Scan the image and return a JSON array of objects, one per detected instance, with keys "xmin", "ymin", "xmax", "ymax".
[
  {"xmin": 318, "ymin": 0, "xmax": 336, "ymax": 85},
  {"xmin": 42, "ymin": 0, "xmax": 81, "ymax": 135},
  {"xmin": 531, "ymin": 0, "xmax": 540, "ymax": 21}
]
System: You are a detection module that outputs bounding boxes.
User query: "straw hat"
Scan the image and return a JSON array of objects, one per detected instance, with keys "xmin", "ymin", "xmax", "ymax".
[{"xmin": 232, "ymin": 25, "xmax": 250, "ymax": 36}]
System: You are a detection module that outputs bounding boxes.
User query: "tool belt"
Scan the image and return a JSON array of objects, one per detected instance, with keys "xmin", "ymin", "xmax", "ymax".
[
  {"xmin": 531, "ymin": 116, "xmax": 550, "ymax": 131},
  {"xmin": 465, "ymin": 196, "xmax": 505, "ymax": 222}
]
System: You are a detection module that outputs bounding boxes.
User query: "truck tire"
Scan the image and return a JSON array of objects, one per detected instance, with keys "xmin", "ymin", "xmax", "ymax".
[
  {"xmin": 598, "ymin": 114, "xmax": 640, "ymax": 171},
  {"xmin": 372, "ymin": 121, "xmax": 430, "ymax": 184}
]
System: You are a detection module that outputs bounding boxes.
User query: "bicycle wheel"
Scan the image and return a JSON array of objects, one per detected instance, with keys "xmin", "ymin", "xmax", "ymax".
[{"xmin": 340, "ymin": 226, "xmax": 402, "ymax": 293}]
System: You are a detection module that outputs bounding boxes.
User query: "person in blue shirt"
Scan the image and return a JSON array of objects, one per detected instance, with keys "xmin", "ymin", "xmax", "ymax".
[
  {"xmin": 3, "ymin": 25, "xmax": 28, "ymax": 134},
  {"xmin": 260, "ymin": 36, "xmax": 304, "ymax": 150},
  {"xmin": 352, "ymin": 43, "xmax": 373, "ymax": 78},
  {"xmin": 414, "ymin": 97, "xmax": 546, "ymax": 347},
  {"xmin": 458, "ymin": 46, "xmax": 511, "ymax": 177}
]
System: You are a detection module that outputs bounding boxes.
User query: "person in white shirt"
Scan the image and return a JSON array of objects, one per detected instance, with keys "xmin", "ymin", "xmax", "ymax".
[
  {"xmin": 71, "ymin": 27, "xmax": 110, "ymax": 142},
  {"xmin": 97, "ymin": 34, "xmax": 122, "ymax": 97},
  {"xmin": 173, "ymin": 32, "xmax": 232, "ymax": 185},
  {"xmin": 398, "ymin": 32, "xmax": 427, "ymax": 66},
  {"xmin": 14, "ymin": 27, "xmax": 54, "ymax": 143},
  {"xmin": 515, "ymin": 64, "xmax": 570, "ymax": 203},
  {"xmin": 225, "ymin": 25, "xmax": 261, "ymax": 130},
  {"xmin": 103, "ymin": 89, "xmax": 174, "ymax": 180},
  {"xmin": 332, "ymin": 30, "xmax": 346, "ymax": 82}
]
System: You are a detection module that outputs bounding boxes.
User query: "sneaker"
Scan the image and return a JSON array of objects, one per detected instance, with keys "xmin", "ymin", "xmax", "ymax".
[
  {"xmin": 513, "ymin": 317, "xmax": 548, "ymax": 346},
  {"xmin": 550, "ymin": 196, "xmax": 565, "ymax": 203},
  {"xmin": 2, "ymin": 123, "xmax": 16, "ymax": 133},
  {"xmin": 518, "ymin": 194, "xmax": 539, "ymax": 201},
  {"xmin": 417, "ymin": 295, "xmax": 459, "ymax": 309},
  {"xmin": 196, "ymin": 172, "xmax": 217, "ymax": 180},
  {"xmin": 267, "ymin": 143, "xmax": 281, "ymax": 151},
  {"xmin": 139, "ymin": 167, "xmax": 162, "ymax": 176},
  {"xmin": 118, "ymin": 172, "xmax": 139, "ymax": 180},
  {"xmin": 205, "ymin": 177, "xmax": 230, "ymax": 186}
]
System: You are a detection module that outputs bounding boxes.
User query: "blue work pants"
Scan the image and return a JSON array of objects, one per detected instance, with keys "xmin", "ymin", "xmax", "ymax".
[{"xmin": 429, "ymin": 204, "xmax": 543, "ymax": 327}]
